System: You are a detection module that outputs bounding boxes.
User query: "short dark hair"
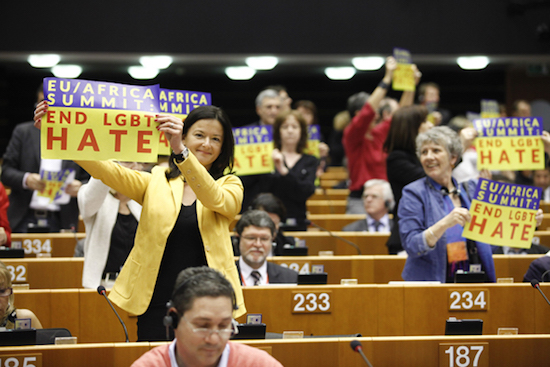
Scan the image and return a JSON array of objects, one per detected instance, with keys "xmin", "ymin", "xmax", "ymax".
[
  {"xmin": 272, "ymin": 110, "xmax": 309, "ymax": 153},
  {"xmin": 383, "ymin": 105, "xmax": 429, "ymax": 154},
  {"xmin": 250, "ymin": 192, "xmax": 287, "ymax": 222},
  {"xmin": 166, "ymin": 105, "xmax": 235, "ymax": 180},
  {"xmin": 418, "ymin": 82, "xmax": 440, "ymax": 99},
  {"xmin": 294, "ymin": 100, "xmax": 319, "ymax": 125},
  {"xmin": 347, "ymin": 92, "xmax": 369, "ymax": 116},
  {"xmin": 171, "ymin": 266, "xmax": 236, "ymax": 315},
  {"xmin": 235, "ymin": 209, "xmax": 276, "ymax": 236}
]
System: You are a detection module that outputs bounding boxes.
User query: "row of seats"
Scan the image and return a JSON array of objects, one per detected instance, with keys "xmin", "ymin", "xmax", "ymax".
[
  {"xmin": 14, "ymin": 283, "xmax": 550, "ymax": 343},
  {"xmin": 5, "ymin": 255, "xmax": 542, "ymax": 289},
  {"xmin": 2, "ymin": 334, "xmax": 549, "ymax": 366},
  {"xmin": 10, "ymin": 230, "xmax": 550, "ymax": 258}
]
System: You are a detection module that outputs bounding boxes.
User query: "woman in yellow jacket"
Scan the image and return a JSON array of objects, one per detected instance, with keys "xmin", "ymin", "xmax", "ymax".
[{"xmin": 35, "ymin": 103, "xmax": 245, "ymax": 341}]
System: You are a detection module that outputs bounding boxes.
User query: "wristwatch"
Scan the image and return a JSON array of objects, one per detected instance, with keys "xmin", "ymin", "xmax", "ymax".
[{"xmin": 174, "ymin": 147, "xmax": 189, "ymax": 163}]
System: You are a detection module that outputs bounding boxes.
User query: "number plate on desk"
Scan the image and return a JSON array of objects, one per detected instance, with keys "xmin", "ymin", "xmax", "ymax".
[
  {"xmin": 23, "ymin": 238, "xmax": 52, "ymax": 256},
  {"xmin": 0, "ymin": 354, "xmax": 42, "ymax": 367},
  {"xmin": 279, "ymin": 262, "xmax": 311, "ymax": 274},
  {"xmin": 6, "ymin": 263, "xmax": 28, "ymax": 283},
  {"xmin": 439, "ymin": 343, "xmax": 488, "ymax": 367},
  {"xmin": 291, "ymin": 291, "xmax": 332, "ymax": 313},
  {"xmin": 448, "ymin": 289, "xmax": 489, "ymax": 311}
]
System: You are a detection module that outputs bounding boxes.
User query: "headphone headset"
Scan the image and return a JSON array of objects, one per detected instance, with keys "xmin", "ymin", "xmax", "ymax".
[
  {"xmin": 384, "ymin": 200, "xmax": 391, "ymax": 209},
  {"xmin": 163, "ymin": 273, "xmax": 239, "ymax": 332}
]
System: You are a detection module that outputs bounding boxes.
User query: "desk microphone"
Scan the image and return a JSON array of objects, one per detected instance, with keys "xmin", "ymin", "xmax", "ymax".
[
  {"xmin": 350, "ymin": 340, "xmax": 374, "ymax": 367},
  {"xmin": 305, "ymin": 219, "xmax": 361, "ymax": 255},
  {"xmin": 97, "ymin": 285, "xmax": 129, "ymax": 342},
  {"xmin": 530, "ymin": 279, "xmax": 550, "ymax": 307}
]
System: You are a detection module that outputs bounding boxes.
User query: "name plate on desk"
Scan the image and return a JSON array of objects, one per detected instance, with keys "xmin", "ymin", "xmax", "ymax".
[
  {"xmin": 280, "ymin": 261, "xmax": 311, "ymax": 274},
  {"xmin": 439, "ymin": 343, "xmax": 488, "ymax": 367},
  {"xmin": 6, "ymin": 263, "xmax": 28, "ymax": 283},
  {"xmin": 0, "ymin": 354, "xmax": 42, "ymax": 367},
  {"xmin": 448, "ymin": 289, "xmax": 489, "ymax": 311},
  {"xmin": 291, "ymin": 291, "xmax": 332, "ymax": 314},
  {"xmin": 22, "ymin": 238, "xmax": 52, "ymax": 256}
]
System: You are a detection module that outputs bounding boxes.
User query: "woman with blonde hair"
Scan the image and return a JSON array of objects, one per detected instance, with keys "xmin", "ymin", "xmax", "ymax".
[{"xmin": 0, "ymin": 260, "xmax": 42, "ymax": 329}]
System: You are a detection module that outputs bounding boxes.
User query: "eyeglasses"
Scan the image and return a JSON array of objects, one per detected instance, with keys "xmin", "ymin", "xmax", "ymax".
[
  {"xmin": 182, "ymin": 317, "xmax": 238, "ymax": 338},
  {"xmin": 241, "ymin": 236, "xmax": 272, "ymax": 245},
  {"xmin": 0, "ymin": 288, "xmax": 13, "ymax": 297}
]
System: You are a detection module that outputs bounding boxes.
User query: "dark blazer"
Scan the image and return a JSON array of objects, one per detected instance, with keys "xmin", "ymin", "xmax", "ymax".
[
  {"xmin": 342, "ymin": 216, "xmax": 393, "ymax": 232},
  {"xmin": 236, "ymin": 260, "xmax": 298, "ymax": 284},
  {"xmin": 1, "ymin": 121, "xmax": 89, "ymax": 231}
]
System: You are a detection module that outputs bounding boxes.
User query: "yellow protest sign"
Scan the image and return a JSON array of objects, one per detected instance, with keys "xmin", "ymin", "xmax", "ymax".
[
  {"xmin": 474, "ymin": 117, "xmax": 544, "ymax": 171},
  {"xmin": 232, "ymin": 126, "xmax": 274, "ymax": 176},
  {"xmin": 462, "ymin": 178, "xmax": 541, "ymax": 248},
  {"xmin": 41, "ymin": 78, "xmax": 161, "ymax": 162},
  {"xmin": 392, "ymin": 48, "xmax": 415, "ymax": 91},
  {"xmin": 303, "ymin": 125, "xmax": 321, "ymax": 157}
]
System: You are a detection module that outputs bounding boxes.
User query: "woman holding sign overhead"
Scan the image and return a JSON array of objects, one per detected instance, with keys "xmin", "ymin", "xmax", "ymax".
[
  {"xmin": 398, "ymin": 126, "xmax": 502, "ymax": 283},
  {"xmin": 35, "ymin": 102, "xmax": 245, "ymax": 341}
]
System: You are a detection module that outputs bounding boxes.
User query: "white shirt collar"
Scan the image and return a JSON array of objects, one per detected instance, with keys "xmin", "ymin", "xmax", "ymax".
[
  {"xmin": 169, "ymin": 340, "xmax": 230, "ymax": 367},
  {"xmin": 366, "ymin": 213, "xmax": 390, "ymax": 232},
  {"xmin": 239, "ymin": 257, "xmax": 268, "ymax": 285}
]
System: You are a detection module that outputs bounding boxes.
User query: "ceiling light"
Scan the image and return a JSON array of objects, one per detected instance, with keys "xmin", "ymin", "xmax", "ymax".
[
  {"xmin": 352, "ymin": 56, "xmax": 385, "ymax": 70},
  {"xmin": 225, "ymin": 66, "xmax": 256, "ymax": 80},
  {"xmin": 456, "ymin": 56, "xmax": 490, "ymax": 70},
  {"xmin": 51, "ymin": 65, "xmax": 82, "ymax": 78},
  {"xmin": 139, "ymin": 56, "xmax": 173, "ymax": 69},
  {"xmin": 28, "ymin": 54, "xmax": 61, "ymax": 68},
  {"xmin": 245, "ymin": 56, "xmax": 279, "ymax": 70},
  {"xmin": 128, "ymin": 66, "xmax": 159, "ymax": 80},
  {"xmin": 324, "ymin": 67, "xmax": 356, "ymax": 80}
]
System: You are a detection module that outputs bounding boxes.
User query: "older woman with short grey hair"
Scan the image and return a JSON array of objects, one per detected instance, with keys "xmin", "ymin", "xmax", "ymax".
[{"xmin": 399, "ymin": 126, "xmax": 494, "ymax": 283}]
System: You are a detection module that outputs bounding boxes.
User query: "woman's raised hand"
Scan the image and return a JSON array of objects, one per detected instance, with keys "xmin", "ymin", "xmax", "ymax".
[
  {"xmin": 34, "ymin": 100, "xmax": 49, "ymax": 129},
  {"xmin": 156, "ymin": 114, "xmax": 185, "ymax": 154}
]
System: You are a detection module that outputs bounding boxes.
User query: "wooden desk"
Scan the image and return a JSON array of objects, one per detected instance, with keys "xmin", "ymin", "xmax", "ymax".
[
  {"xmin": 3, "ymin": 254, "xmax": 538, "ymax": 290},
  {"xmin": 306, "ymin": 213, "xmax": 366, "ymax": 231},
  {"xmin": 11, "ymin": 233, "xmax": 85, "ymax": 257},
  {"xmin": 306, "ymin": 200, "xmax": 347, "ymax": 214},
  {"xmin": 230, "ymin": 213, "xmax": 365, "ymax": 232},
  {"xmin": 309, "ymin": 188, "xmax": 349, "ymax": 201},
  {"xmin": 15, "ymin": 284, "xmax": 550, "ymax": 343},
  {"xmin": 319, "ymin": 170, "xmax": 348, "ymax": 181},
  {"xmin": 284, "ymin": 231, "xmax": 389, "ymax": 255},
  {"xmin": 4, "ymin": 258, "xmax": 84, "ymax": 289},
  {"xmin": 269, "ymin": 254, "xmax": 542, "ymax": 284},
  {"xmin": 16, "ymin": 289, "xmax": 138, "ymax": 343},
  {"xmin": 2, "ymin": 335, "xmax": 549, "ymax": 366},
  {"xmin": 238, "ymin": 283, "xmax": 550, "ymax": 337}
]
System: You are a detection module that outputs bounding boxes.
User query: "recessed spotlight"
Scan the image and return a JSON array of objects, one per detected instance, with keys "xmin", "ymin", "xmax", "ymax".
[
  {"xmin": 28, "ymin": 54, "xmax": 61, "ymax": 68},
  {"xmin": 128, "ymin": 66, "xmax": 159, "ymax": 80},
  {"xmin": 51, "ymin": 65, "xmax": 82, "ymax": 78},
  {"xmin": 139, "ymin": 56, "xmax": 173, "ymax": 69},
  {"xmin": 225, "ymin": 66, "xmax": 256, "ymax": 80},
  {"xmin": 352, "ymin": 57, "xmax": 385, "ymax": 71},
  {"xmin": 245, "ymin": 56, "xmax": 279, "ymax": 70},
  {"xmin": 457, "ymin": 56, "xmax": 489, "ymax": 70},
  {"xmin": 324, "ymin": 67, "xmax": 356, "ymax": 80}
]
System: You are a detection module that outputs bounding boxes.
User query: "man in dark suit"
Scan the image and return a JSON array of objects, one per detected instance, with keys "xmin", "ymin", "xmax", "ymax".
[
  {"xmin": 1, "ymin": 87, "xmax": 89, "ymax": 232},
  {"xmin": 343, "ymin": 179, "xmax": 394, "ymax": 233},
  {"xmin": 235, "ymin": 210, "xmax": 298, "ymax": 285}
]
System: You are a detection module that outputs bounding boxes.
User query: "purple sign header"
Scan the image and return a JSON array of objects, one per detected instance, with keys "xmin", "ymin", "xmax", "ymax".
[
  {"xmin": 474, "ymin": 178, "xmax": 541, "ymax": 210},
  {"xmin": 43, "ymin": 78, "xmax": 160, "ymax": 113}
]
